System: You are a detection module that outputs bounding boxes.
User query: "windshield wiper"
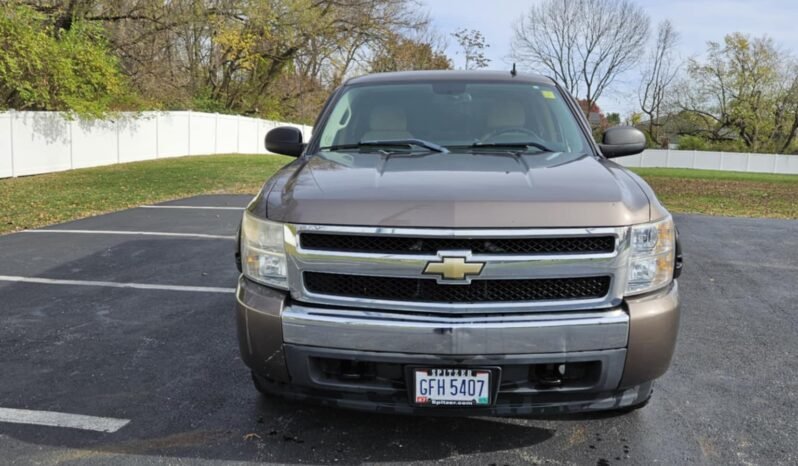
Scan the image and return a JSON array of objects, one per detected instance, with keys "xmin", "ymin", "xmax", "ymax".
[
  {"xmin": 467, "ymin": 141, "xmax": 555, "ymax": 153},
  {"xmin": 319, "ymin": 139, "xmax": 448, "ymax": 153}
]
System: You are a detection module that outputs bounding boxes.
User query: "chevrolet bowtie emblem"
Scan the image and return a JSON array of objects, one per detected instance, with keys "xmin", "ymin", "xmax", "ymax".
[{"xmin": 423, "ymin": 257, "xmax": 485, "ymax": 281}]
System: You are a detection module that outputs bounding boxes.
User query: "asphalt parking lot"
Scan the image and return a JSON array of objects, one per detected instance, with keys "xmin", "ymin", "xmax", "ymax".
[{"xmin": 1, "ymin": 194, "xmax": 796, "ymax": 465}]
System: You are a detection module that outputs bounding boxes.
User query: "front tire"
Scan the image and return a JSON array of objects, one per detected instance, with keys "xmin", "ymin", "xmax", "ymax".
[{"xmin": 251, "ymin": 371, "xmax": 271, "ymax": 396}]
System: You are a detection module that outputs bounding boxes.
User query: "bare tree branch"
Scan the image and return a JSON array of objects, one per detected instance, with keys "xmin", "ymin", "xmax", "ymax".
[
  {"xmin": 638, "ymin": 20, "xmax": 680, "ymax": 145},
  {"xmin": 511, "ymin": 0, "xmax": 649, "ymax": 116}
]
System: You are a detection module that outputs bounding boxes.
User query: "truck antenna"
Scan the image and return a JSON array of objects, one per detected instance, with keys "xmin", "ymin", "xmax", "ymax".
[{"xmin": 511, "ymin": 63, "xmax": 517, "ymax": 77}]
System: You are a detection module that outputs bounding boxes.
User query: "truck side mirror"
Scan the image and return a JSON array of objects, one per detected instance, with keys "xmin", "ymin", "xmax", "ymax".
[
  {"xmin": 265, "ymin": 126, "xmax": 304, "ymax": 157},
  {"xmin": 599, "ymin": 126, "xmax": 646, "ymax": 158}
]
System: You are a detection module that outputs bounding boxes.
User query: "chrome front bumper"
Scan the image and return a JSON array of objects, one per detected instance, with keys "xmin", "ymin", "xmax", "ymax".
[{"xmin": 282, "ymin": 306, "xmax": 628, "ymax": 355}]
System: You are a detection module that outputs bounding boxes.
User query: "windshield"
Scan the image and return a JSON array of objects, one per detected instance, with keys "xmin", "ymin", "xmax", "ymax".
[{"xmin": 316, "ymin": 81, "xmax": 589, "ymax": 153}]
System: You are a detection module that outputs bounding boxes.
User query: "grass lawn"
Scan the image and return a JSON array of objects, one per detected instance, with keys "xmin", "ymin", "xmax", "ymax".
[
  {"xmin": 1, "ymin": 155, "xmax": 796, "ymax": 234},
  {"xmin": 0, "ymin": 154, "xmax": 292, "ymax": 234},
  {"xmin": 632, "ymin": 167, "xmax": 798, "ymax": 220}
]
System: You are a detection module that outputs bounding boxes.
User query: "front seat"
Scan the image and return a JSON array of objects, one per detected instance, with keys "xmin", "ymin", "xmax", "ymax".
[{"xmin": 361, "ymin": 106, "xmax": 413, "ymax": 142}]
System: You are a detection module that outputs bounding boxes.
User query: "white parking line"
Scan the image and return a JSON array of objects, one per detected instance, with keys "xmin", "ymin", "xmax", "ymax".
[
  {"xmin": 23, "ymin": 229, "xmax": 235, "ymax": 240},
  {"xmin": 141, "ymin": 205, "xmax": 245, "ymax": 210},
  {"xmin": 0, "ymin": 407, "xmax": 130, "ymax": 433},
  {"xmin": 0, "ymin": 275, "xmax": 235, "ymax": 294}
]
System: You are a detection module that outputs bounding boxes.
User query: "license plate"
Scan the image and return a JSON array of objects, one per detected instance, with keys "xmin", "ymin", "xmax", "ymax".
[{"xmin": 413, "ymin": 368, "xmax": 491, "ymax": 407}]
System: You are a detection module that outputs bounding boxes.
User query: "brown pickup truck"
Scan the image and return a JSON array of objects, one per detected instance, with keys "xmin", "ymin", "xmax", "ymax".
[{"xmin": 235, "ymin": 70, "xmax": 682, "ymax": 415}]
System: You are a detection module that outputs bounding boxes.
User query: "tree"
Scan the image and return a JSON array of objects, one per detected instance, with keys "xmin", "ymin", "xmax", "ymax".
[
  {"xmin": 452, "ymin": 28, "xmax": 490, "ymax": 70},
  {"xmin": 0, "ymin": 3, "xmax": 132, "ymax": 117},
  {"xmin": 677, "ymin": 33, "xmax": 798, "ymax": 153},
  {"xmin": 11, "ymin": 0, "xmax": 428, "ymax": 123},
  {"xmin": 369, "ymin": 31, "xmax": 452, "ymax": 72},
  {"xmin": 578, "ymin": 99, "xmax": 607, "ymax": 129},
  {"xmin": 606, "ymin": 112, "xmax": 621, "ymax": 127},
  {"xmin": 638, "ymin": 20, "xmax": 680, "ymax": 145},
  {"xmin": 511, "ymin": 0, "xmax": 649, "ymax": 115}
]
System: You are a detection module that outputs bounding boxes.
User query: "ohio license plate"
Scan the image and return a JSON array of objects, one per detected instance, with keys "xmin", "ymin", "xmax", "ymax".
[{"xmin": 413, "ymin": 368, "xmax": 491, "ymax": 406}]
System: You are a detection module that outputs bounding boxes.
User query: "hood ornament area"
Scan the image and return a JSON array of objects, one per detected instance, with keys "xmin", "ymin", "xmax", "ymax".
[{"xmin": 423, "ymin": 256, "xmax": 485, "ymax": 284}]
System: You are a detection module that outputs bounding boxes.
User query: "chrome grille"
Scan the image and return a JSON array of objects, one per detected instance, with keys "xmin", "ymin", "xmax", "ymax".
[
  {"xmin": 300, "ymin": 233, "xmax": 615, "ymax": 255},
  {"xmin": 285, "ymin": 224, "xmax": 630, "ymax": 314}
]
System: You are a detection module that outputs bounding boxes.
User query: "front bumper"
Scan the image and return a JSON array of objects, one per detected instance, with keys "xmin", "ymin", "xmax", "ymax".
[{"xmin": 236, "ymin": 276, "xmax": 679, "ymax": 415}]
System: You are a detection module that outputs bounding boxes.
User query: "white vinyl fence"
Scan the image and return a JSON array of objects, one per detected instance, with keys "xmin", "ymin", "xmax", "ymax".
[
  {"xmin": 0, "ymin": 111, "xmax": 313, "ymax": 178},
  {"xmin": 2, "ymin": 110, "xmax": 797, "ymax": 178},
  {"xmin": 616, "ymin": 149, "xmax": 798, "ymax": 175}
]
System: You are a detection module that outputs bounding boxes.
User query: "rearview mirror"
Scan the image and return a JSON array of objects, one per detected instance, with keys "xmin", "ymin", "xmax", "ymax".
[
  {"xmin": 599, "ymin": 126, "xmax": 646, "ymax": 158},
  {"xmin": 265, "ymin": 126, "xmax": 304, "ymax": 157}
]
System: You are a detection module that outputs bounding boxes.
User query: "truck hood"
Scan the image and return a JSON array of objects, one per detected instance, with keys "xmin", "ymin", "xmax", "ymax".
[{"xmin": 262, "ymin": 151, "xmax": 651, "ymax": 228}]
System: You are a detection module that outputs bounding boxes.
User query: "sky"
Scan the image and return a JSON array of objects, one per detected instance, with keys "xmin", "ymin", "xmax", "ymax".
[{"xmin": 422, "ymin": 0, "xmax": 798, "ymax": 116}]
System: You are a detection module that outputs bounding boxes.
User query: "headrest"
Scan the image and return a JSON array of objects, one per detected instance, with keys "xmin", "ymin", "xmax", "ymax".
[
  {"xmin": 487, "ymin": 101, "xmax": 526, "ymax": 128},
  {"xmin": 369, "ymin": 106, "xmax": 407, "ymax": 131}
]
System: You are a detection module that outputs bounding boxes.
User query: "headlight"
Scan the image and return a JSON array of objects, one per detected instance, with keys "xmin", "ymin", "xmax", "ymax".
[
  {"xmin": 240, "ymin": 212, "xmax": 288, "ymax": 289},
  {"xmin": 626, "ymin": 216, "xmax": 675, "ymax": 295}
]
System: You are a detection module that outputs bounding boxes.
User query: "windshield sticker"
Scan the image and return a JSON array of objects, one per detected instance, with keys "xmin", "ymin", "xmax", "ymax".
[{"xmin": 541, "ymin": 90, "xmax": 556, "ymax": 100}]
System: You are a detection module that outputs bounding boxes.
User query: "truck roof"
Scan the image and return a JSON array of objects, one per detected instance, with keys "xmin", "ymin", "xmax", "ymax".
[{"xmin": 344, "ymin": 70, "xmax": 555, "ymax": 86}]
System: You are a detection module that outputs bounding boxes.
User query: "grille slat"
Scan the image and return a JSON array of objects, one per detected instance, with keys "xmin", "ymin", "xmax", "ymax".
[
  {"xmin": 304, "ymin": 272, "xmax": 611, "ymax": 303},
  {"xmin": 300, "ymin": 233, "xmax": 615, "ymax": 255}
]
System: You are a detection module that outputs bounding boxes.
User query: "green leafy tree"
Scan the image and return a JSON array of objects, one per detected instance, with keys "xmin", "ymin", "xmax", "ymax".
[
  {"xmin": 1, "ymin": 0, "xmax": 438, "ymax": 122},
  {"xmin": 627, "ymin": 112, "xmax": 643, "ymax": 126},
  {"xmin": 676, "ymin": 135, "xmax": 707, "ymax": 150},
  {"xmin": 678, "ymin": 33, "xmax": 798, "ymax": 153},
  {"xmin": 0, "ymin": 3, "xmax": 132, "ymax": 117}
]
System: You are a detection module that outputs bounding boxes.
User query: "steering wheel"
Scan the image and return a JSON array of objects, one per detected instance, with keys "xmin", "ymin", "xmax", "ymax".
[{"xmin": 479, "ymin": 127, "xmax": 543, "ymax": 144}]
